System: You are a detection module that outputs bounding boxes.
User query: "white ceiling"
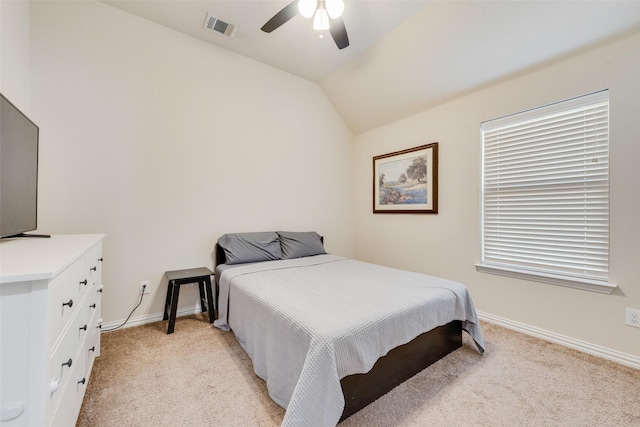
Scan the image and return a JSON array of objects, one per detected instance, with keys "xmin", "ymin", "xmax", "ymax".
[
  {"xmin": 102, "ymin": 0, "xmax": 428, "ymax": 82},
  {"xmin": 102, "ymin": 1, "xmax": 640, "ymax": 134}
]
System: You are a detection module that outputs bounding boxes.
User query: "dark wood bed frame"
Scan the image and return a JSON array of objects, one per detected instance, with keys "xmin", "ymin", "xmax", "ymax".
[{"xmin": 214, "ymin": 243, "xmax": 462, "ymax": 422}]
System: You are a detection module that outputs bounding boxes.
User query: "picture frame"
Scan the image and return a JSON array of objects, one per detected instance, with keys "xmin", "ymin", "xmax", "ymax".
[{"xmin": 373, "ymin": 142, "xmax": 438, "ymax": 214}]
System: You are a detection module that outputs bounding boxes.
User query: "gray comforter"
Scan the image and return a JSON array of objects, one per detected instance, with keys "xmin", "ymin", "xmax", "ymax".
[{"xmin": 214, "ymin": 255, "xmax": 484, "ymax": 426}]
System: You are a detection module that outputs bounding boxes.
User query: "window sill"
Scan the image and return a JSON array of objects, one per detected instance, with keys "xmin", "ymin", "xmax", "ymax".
[{"xmin": 474, "ymin": 263, "xmax": 617, "ymax": 294}]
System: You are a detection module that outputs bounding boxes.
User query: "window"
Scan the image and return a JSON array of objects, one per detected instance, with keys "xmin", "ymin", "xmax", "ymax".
[{"xmin": 477, "ymin": 90, "xmax": 615, "ymax": 293}]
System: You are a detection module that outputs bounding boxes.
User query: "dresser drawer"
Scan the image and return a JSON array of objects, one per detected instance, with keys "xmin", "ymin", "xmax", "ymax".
[
  {"xmin": 87, "ymin": 275, "xmax": 102, "ymax": 315},
  {"xmin": 48, "ymin": 256, "xmax": 89, "ymax": 347},
  {"xmin": 85, "ymin": 307, "xmax": 101, "ymax": 373},
  {"xmin": 48, "ymin": 345, "xmax": 86, "ymax": 427},
  {"xmin": 87, "ymin": 243, "xmax": 102, "ymax": 287},
  {"xmin": 47, "ymin": 304, "xmax": 88, "ymax": 419}
]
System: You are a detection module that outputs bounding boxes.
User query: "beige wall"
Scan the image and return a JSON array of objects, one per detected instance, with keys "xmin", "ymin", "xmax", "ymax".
[
  {"xmin": 353, "ymin": 31, "xmax": 640, "ymax": 358},
  {"xmin": 29, "ymin": 1, "xmax": 355, "ymax": 323},
  {"xmin": 5, "ymin": 0, "xmax": 638, "ymax": 361},
  {"xmin": 0, "ymin": 0, "xmax": 31, "ymax": 110}
]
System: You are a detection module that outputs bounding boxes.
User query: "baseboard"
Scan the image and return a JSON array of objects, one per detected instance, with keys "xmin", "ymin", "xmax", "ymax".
[
  {"xmin": 477, "ymin": 311, "xmax": 640, "ymax": 370},
  {"xmin": 102, "ymin": 307, "xmax": 639, "ymax": 369},
  {"xmin": 101, "ymin": 305, "xmax": 205, "ymax": 331}
]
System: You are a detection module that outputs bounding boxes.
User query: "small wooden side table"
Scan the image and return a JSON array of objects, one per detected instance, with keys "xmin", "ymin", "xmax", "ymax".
[{"xmin": 163, "ymin": 267, "xmax": 215, "ymax": 334}]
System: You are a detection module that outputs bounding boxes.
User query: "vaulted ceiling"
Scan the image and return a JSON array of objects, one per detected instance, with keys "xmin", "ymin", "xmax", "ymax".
[{"xmin": 103, "ymin": 1, "xmax": 640, "ymax": 134}]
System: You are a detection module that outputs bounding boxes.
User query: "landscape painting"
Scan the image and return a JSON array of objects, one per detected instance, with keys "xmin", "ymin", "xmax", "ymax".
[{"xmin": 373, "ymin": 143, "xmax": 438, "ymax": 213}]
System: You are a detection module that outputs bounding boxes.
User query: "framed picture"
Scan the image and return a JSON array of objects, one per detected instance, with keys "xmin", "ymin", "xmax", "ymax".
[{"xmin": 373, "ymin": 142, "xmax": 438, "ymax": 214}]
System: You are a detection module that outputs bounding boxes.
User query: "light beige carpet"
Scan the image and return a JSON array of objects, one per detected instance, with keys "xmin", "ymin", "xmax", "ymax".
[{"xmin": 77, "ymin": 314, "xmax": 640, "ymax": 426}]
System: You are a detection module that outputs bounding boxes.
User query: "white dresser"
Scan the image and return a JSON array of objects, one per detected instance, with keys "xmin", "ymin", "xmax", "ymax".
[{"xmin": 0, "ymin": 234, "xmax": 104, "ymax": 426}]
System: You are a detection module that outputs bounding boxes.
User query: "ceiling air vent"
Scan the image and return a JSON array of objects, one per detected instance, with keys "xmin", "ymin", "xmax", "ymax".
[{"xmin": 203, "ymin": 13, "xmax": 237, "ymax": 38}]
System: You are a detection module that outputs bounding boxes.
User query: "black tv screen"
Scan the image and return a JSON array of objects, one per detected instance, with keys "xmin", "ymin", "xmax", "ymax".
[{"xmin": 0, "ymin": 93, "xmax": 39, "ymax": 238}]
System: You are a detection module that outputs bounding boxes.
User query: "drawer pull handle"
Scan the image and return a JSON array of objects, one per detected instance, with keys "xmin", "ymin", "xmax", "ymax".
[
  {"xmin": 97, "ymin": 285, "xmax": 103, "ymax": 293},
  {"xmin": 79, "ymin": 324, "xmax": 87, "ymax": 331},
  {"xmin": 90, "ymin": 266, "xmax": 97, "ymax": 271},
  {"xmin": 78, "ymin": 378, "xmax": 86, "ymax": 385},
  {"xmin": 90, "ymin": 303, "xmax": 96, "ymax": 309},
  {"xmin": 50, "ymin": 378, "xmax": 60, "ymax": 393},
  {"xmin": 98, "ymin": 257, "xmax": 104, "ymax": 262},
  {"xmin": 62, "ymin": 358, "xmax": 72, "ymax": 368},
  {"xmin": 89, "ymin": 346, "xmax": 96, "ymax": 352},
  {"xmin": 80, "ymin": 279, "xmax": 88, "ymax": 286},
  {"xmin": 62, "ymin": 299, "xmax": 73, "ymax": 308}
]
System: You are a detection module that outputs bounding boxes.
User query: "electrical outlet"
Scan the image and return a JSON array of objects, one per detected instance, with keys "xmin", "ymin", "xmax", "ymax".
[
  {"xmin": 139, "ymin": 280, "xmax": 150, "ymax": 295},
  {"xmin": 626, "ymin": 308, "xmax": 640, "ymax": 328}
]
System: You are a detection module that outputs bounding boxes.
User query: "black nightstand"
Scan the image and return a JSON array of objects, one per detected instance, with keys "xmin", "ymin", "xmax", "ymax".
[{"xmin": 163, "ymin": 267, "xmax": 215, "ymax": 334}]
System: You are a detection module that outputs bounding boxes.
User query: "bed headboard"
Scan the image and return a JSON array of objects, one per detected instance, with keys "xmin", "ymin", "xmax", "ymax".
[{"xmin": 214, "ymin": 243, "xmax": 226, "ymax": 268}]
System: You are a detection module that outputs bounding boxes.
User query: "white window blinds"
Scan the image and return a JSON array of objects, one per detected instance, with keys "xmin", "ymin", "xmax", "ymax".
[{"xmin": 479, "ymin": 90, "xmax": 611, "ymax": 291}]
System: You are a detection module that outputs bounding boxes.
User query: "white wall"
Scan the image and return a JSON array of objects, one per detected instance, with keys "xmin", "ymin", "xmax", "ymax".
[
  {"xmin": 0, "ymin": 0, "xmax": 31, "ymax": 110},
  {"xmin": 353, "ymin": 31, "xmax": 640, "ymax": 359},
  {"xmin": 29, "ymin": 1, "xmax": 355, "ymax": 324}
]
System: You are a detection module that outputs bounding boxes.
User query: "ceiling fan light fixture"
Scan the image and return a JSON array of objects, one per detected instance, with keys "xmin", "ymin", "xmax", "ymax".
[
  {"xmin": 298, "ymin": 0, "xmax": 317, "ymax": 19},
  {"xmin": 261, "ymin": 0, "xmax": 348, "ymax": 49},
  {"xmin": 325, "ymin": 0, "xmax": 344, "ymax": 19},
  {"xmin": 313, "ymin": 7, "xmax": 330, "ymax": 31}
]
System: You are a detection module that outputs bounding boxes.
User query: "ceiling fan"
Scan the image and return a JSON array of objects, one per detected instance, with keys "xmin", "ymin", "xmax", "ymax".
[{"xmin": 261, "ymin": 0, "xmax": 350, "ymax": 49}]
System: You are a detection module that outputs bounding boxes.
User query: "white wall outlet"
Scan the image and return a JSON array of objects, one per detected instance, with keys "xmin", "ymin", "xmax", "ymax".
[
  {"xmin": 139, "ymin": 280, "xmax": 151, "ymax": 295},
  {"xmin": 625, "ymin": 308, "xmax": 640, "ymax": 328}
]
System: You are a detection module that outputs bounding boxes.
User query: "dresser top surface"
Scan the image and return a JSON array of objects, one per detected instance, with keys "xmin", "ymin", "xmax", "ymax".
[{"xmin": 0, "ymin": 234, "xmax": 105, "ymax": 283}]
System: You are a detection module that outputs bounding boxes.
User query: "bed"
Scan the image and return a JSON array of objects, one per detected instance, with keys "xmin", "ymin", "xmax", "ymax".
[{"xmin": 213, "ymin": 231, "xmax": 484, "ymax": 426}]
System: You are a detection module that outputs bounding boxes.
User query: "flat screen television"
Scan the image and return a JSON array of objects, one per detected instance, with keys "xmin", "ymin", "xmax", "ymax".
[{"xmin": 0, "ymin": 93, "xmax": 40, "ymax": 238}]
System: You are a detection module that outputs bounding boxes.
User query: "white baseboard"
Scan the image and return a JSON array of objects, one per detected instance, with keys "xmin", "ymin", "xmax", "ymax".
[
  {"xmin": 101, "ymin": 307, "xmax": 639, "ymax": 369},
  {"xmin": 478, "ymin": 310, "xmax": 640, "ymax": 370},
  {"xmin": 101, "ymin": 305, "xmax": 205, "ymax": 331}
]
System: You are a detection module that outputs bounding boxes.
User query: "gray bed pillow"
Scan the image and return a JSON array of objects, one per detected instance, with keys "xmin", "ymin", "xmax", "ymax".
[
  {"xmin": 277, "ymin": 231, "xmax": 326, "ymax": 260},
  {"xmin": 217, "ymin": 232, "xmax": 282, "ymax": 265}
]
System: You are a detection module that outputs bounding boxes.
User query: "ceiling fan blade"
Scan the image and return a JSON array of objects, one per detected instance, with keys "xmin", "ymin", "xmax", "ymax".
[
  {"xmin": 329, "ymin": 17, "xmax": 349, "ymax": 49},
  {"xmin": 261, "ymin": 1, "xmax": 299, "ymax": 33}
]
